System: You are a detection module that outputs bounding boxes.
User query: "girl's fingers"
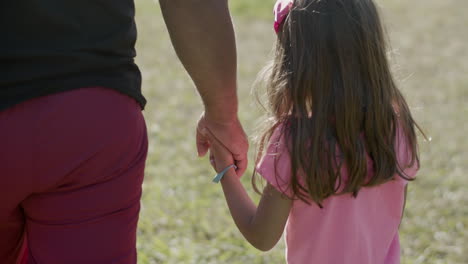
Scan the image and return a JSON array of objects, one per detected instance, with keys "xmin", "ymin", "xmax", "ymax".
[{"xmin": 209, "ymin": 152, "xmax": 216, "ymax": 169}]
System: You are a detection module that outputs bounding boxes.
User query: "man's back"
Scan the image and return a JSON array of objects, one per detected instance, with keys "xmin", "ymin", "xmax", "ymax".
[{"xmin": 0, "ymin": 0, "xmax": 146, "ymax": 111}]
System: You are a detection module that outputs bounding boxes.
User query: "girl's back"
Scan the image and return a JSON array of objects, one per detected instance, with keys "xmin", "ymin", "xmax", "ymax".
[
  {"xmin": 257, "ymin": 124, "xmax": 418, "ymax": 264},
  {"xmin": 253, "ymin": 0, "xmax": 425, "ymax": 262},
  {"xmin": 286, "ymin": 178, "xmax": 405, "ymax": 264}
]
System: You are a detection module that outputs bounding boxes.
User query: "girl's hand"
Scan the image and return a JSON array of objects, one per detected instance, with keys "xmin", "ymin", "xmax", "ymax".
[
  {"xmin": 197, "ymin": 112, "xmax": 248, "ymax": 177},
  {"xmin": 204, "ymin": 129, "xmax": 236, "ymax": 173}
]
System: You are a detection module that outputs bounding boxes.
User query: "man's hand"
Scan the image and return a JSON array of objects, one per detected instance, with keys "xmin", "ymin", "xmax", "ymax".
[
  {"xmin": 197, "ymin": 112, "xmax": 248, "ymax": 177},
  {"xmin": 205, "ymin": 128, "xmax": 235, "ymax": 173}
]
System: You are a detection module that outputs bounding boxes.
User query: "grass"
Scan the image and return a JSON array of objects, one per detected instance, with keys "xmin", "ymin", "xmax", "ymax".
[{"xmin": 135, "ymin": 0, "xmax": 467, "ymax": 263}]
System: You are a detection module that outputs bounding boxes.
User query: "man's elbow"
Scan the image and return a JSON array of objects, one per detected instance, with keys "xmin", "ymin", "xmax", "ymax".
[
  {"xmin": 249, "ymin": 237, "xmax": 279, "ymax": 252},
  {"xmin": 159, "ymin": 0, "xmax": 184, "ymax": 9},
  {"xmin": 160, "ymin": 0, "xmax": 225, "ymax": 6},
  {"xmin": 254, "ymin": 244, "xmax": 275, "ymax": 252}
]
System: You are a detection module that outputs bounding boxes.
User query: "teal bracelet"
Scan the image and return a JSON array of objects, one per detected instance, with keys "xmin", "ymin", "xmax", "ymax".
[{"xmin": 212, "ymin": 164, "xmax": 237, "ymax": 183}]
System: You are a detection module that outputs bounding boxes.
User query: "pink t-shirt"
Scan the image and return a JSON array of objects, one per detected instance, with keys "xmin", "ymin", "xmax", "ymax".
[{"xmin": 256, "ymin": 124, "xmax": 418, "ymax": 264}]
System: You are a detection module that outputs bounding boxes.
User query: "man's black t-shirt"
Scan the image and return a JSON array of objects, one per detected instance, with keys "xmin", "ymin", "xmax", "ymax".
[{"xmin": 0, "ymin": 0, "xmax": 146, "ymax": 111}]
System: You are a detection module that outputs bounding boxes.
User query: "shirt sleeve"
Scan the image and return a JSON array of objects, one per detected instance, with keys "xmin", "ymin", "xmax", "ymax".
[
  {"xmin": 395, "ymin": 123, "xmax": 419, "ymax": 182},
  {"xmin": 255, "ymin": 124, "xmax": 294, "ymax": 198}
]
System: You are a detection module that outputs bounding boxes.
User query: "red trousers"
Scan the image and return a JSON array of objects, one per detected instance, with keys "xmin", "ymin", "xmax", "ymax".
[{"xmin": 0, "ymin": 88, "xmax": 148, "ymax": 264}]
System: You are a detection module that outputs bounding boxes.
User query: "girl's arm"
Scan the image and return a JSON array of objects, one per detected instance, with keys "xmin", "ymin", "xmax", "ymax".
[
  {"xmin": 220, "ymin": 171, "xmax": 292, "ymax": 251},
  {"xmin": 209, "ymin": 132, "xmax": 292, "ymax": 251}
]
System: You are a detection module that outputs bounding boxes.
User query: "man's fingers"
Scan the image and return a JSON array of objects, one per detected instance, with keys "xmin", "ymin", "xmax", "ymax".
[
  {"xmin": 199, "ymin": 113, "xmax": 249, "ymax": 178},
  {"xmin": 201, "ymin": 127, "xmax": 214, "ymax": 141},
  {"xmin": 196, "ymin": 129, "xmax": 209, "ymax": 157},
  {"xmin": 234, "ymin": 153, "xmax": 248, "ymax": 177},
  {"xmin": 203, "ymin": 128, "xmax": 225, "ymax": 150},
  {"xmin": 209, "ymin": 152, "xmax": 216, "ymax": 169}
]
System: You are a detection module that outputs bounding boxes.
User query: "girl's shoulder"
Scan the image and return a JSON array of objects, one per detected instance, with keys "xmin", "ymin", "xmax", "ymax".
[
  {"xmin": 394, "ymin": 121, "xmax": 419, "ymax": 181},
  {"xmin": 256, "ymin": 122, "xmax": 294, "ymax": 197}
]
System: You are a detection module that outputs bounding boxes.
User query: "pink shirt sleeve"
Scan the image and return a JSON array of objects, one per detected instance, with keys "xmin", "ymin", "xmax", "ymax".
[
  {"xmin": 255, "ymin": 125, "xmax": 294, "ymax": 197},
  {"xmin": 395, "ymin": 123, "xmax": 419, "ymax": 181}
]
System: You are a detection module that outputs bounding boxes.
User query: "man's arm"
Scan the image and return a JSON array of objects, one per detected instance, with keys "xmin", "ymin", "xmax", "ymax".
[
  {"xmin": 160, "ymin": 0, "xmax": 248, "ymax": 176},
  {"xmin": 159, "ymin": 0, "xmax": 237, "ymax": 118}
]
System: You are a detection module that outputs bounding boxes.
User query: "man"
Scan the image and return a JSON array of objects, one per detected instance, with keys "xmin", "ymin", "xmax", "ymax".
[
  {"xmin": 160, "ymin": 0, "xmax": 249, "ymax": 178},
  {"xmin": 0, "ymin": 0, "xmax": 247, "ymax": 263}
]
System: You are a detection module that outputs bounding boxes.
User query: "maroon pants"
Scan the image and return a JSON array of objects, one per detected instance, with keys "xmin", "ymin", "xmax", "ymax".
[{"xmin": 0, "ymin": 88, "xmax": 148, "ymax": 264}]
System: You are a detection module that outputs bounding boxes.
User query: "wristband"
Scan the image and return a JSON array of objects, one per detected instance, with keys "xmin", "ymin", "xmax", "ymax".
[{"xmin": 212, "ymin": 164, "xmax": 237, "ymax": 183}]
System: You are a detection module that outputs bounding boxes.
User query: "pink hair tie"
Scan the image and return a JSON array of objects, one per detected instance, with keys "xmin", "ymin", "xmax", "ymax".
[{"xmin": 274, "ymin": 0, "xmax": 293, "ymax": 33}]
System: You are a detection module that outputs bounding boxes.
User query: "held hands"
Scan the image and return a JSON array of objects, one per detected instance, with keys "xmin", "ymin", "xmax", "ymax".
[
  {"xmin": 203, "ymin": 129, "xmax": 236, "ymax": 174},
  {"xmin": 196, "ymin": 112, "xmax": 248, "ymax": 177}
]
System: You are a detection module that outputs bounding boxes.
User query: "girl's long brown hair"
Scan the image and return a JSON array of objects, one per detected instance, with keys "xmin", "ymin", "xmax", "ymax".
[{"xmin": 254, "ymin": 0, "xmax": 424, "ymax": 206}]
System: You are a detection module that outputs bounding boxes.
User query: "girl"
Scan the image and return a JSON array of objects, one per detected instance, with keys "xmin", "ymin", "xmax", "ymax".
[{"xmin": 206, "ymin": 0, "xmax": 424, "ymax": 263}]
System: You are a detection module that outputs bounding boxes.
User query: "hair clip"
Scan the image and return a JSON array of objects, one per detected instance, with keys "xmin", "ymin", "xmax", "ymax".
[{"xmin": 274, "ymin": 0, "xmax": 294, "ymax": 33}]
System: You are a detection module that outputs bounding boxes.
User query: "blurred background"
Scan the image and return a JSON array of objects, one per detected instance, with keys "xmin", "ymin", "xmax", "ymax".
[{"xmin": 135, "ymin": 0, "xmax": 467, "ymax": 263}]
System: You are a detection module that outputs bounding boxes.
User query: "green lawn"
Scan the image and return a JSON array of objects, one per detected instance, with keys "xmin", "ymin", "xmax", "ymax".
[{"xmin": 135, "ymin": 0, "xmax": 467, "ymax": 263}]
